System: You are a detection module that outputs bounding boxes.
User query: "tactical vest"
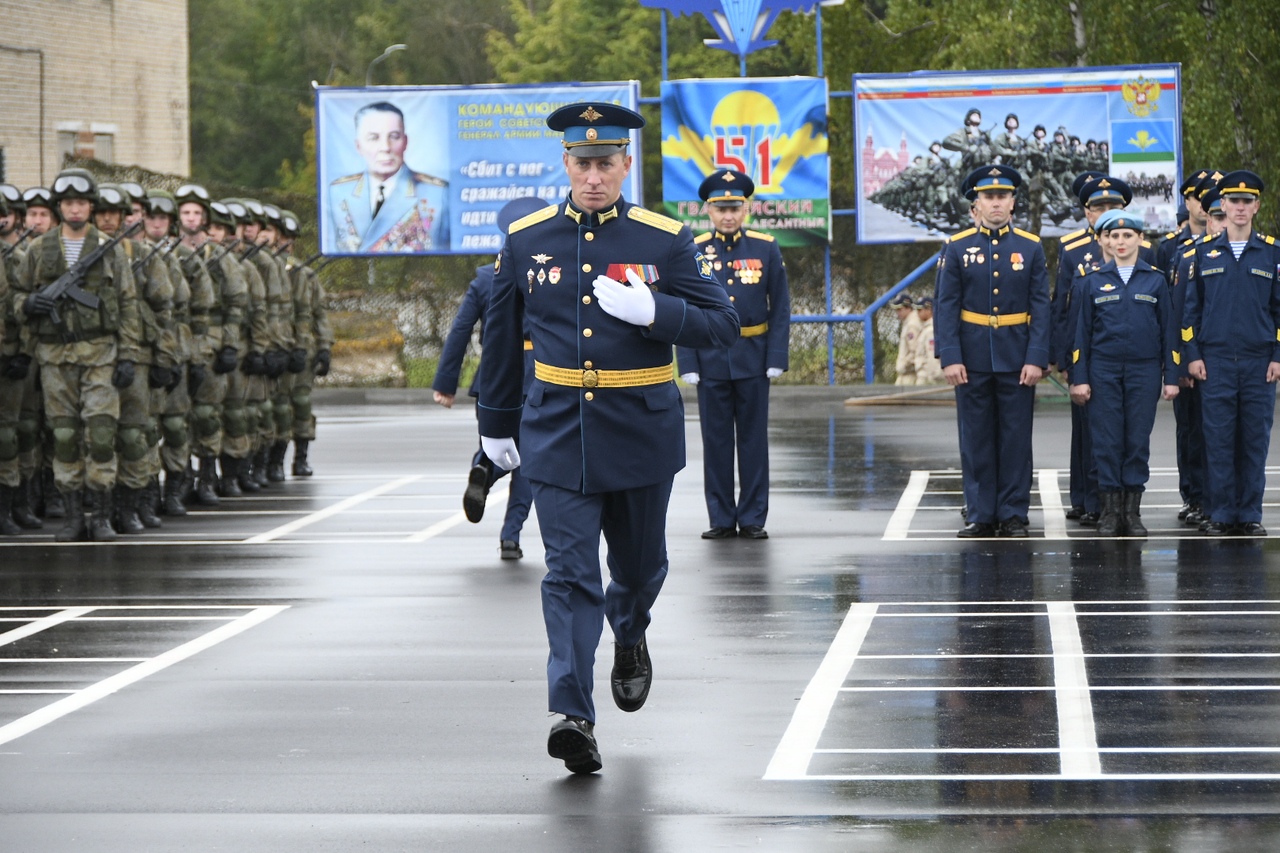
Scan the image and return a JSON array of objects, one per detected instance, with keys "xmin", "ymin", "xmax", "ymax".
[
  {"xmin": 201, "ymin": 243, "xmax": 229, "ymax": 326},
  {"xmin": 123, "ymin": 240, "xmax": 161, "ymax": 347},
  {"xmin": 35, "ymin": 230, "xmax": 119, "ymax": 342}
]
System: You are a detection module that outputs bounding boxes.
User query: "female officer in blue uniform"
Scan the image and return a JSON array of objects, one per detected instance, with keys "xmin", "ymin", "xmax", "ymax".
[
  {"xmin": 1069, "ymin": 210, "xmax": 1179, "ymax": 537},
  {"xmin": 477, "ymin": 103, "xmax": 738, "ymax": 773},
  {"xmin": 676, "ymin": 169, "xmax": 790, "ymax": 540},
  {"xmin": 1183, "ymin": 170, "xmax": 1280, "ymax": 536},
  {"xmin": 934, "ymin": 164, "xmax": 1051, "ymax": 538}
]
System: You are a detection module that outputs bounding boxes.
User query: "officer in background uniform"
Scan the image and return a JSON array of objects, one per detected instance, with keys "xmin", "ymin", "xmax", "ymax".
[
  {"xmin": 1183, "ymin": 170, "xmax": 1280, "ymax": 536},
  {"xmin": 14, "ymin": 169, "xmax": 144, "ymax": 541},
  {"xmin": 279, "ymin": 210, "xmax": 332, "ymax": 477},
  {"xmin": 432, "ymin": 196, "xmax": 548, "ymax": 559},
  {"xmin": 912, "ymin": 296, "xmax": 945, "ymax": 384},
  {"xmin": 477, "ymin": 103, "xmax": 738, "ymax": 774},
  {"xmin": 677, "ymin": 169, "xmax": 790, "ymax": 540},
  {"xmin": 934, "ymin": 164, "xmax": 1050, "ymax": 538},
  {"xmin": 890, "ymin": 292, "xmax": 922, "ymax": 385}
]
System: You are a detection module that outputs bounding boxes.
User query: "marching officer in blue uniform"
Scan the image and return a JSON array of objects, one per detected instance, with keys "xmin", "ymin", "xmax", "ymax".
[
  {"xmin": 476, "ymin": 103, "xmax": 738, "ymax": 773},
  {"xmin": 432, "ymin": 197, "xmax": 549, "ymax": 559},
  {"xmin": 676, "ymin": 169, "xmax": 790, "ymax": 540},
  {"xmin": 934, "ymin": 164, "xmax": 1051, "ymax": 537},
  {"xmin": 1069, "ymin": 209, "xmax": 1179, "ymax": 537},
  {"xmin": 1182, "ymin": 170, "xmax": 1280, "ymax": 536}
]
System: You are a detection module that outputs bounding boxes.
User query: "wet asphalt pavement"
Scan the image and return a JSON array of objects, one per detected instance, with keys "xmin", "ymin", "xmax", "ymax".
[{"xmin": 2, "ymin": 388, "xmax": 1280, "ymax": 851}]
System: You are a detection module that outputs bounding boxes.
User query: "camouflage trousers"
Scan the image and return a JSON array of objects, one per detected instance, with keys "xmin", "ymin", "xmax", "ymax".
[
  {"xmin": 249, "ymin": 373, "xmax": 271, "ymax": 450},
  {"xmin": 117, "ymin": 365, "xmax": 162, "ymax": 489},
  {"xmin": 40, "ymin": 361, "xmax": 120, "ymax": 492},
  {"xmin": 221, "ymin": 370, "xmax": 252, "ymax": 460},
  {"xmin": 190, "ymin": 369, "xmax": 227, "ymax": 458},
  {"xmin": 273, "ymin": 373, "xmax": 294, "ymax": 442},
  {"xmin": 291, "ymin": 364, "xmax": 316, "ymax": 442},
  {"xmin": 0, "ymin": 364, "xmax": 41, "ymax": 488},
  {"xmin": 160, "ymin": 373, "xmax": 191, "ymax": 474}
]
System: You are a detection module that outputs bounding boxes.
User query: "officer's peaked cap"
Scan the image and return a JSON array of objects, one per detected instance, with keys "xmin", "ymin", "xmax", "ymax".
[
  {"xmin": 1080, "ymin": 175, "xmax": 1133, "ymax": 207},
  {"xmin": 1219, "ymin": 170, "xmax": 1264, "ymax": 198},
  {"xmin": 962, "ymin": 164, "xmax": 1021, "ymax": 197},
  {"xmin": 547, "ymin": 102, "xmax": 644, "ymax": 159},
  {"xmin": 1070, "ymin": 170, "xmax": 1107, "ymax": 201},
  {"xmin": 699, "ymin": 169, "xmax": 754, "ymax": 204}
]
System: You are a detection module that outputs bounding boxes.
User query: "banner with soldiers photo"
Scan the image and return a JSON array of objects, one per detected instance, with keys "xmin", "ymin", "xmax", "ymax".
[
  {"xmin": 660, "ymin": 76, "xmax": 830, "ymax": 248},
  {"xmin": 315, "ymin": 81, "xmax": 642, "ymax": 256},
  {"xmin": 852, "ymin": 64, "xmax": 1182, "ymax": 244}
]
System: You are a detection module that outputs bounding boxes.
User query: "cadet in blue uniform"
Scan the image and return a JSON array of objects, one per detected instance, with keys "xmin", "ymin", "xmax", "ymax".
[
  {"xmin": 934, "ymin": 165, "xmax": 1051, "ymax": 537},
  {"xmin": 1069, "ymin": 210, "xmax": 1179, "ymax": 537},
  {"xmin": 676, "ymin": 169, "xmax": 790, "ymax": 540},
  {"xmin": 1183, "ymin": 170, "xmax": 1280, "ymax": 536},
  {"xmin": 476, "ymin": 103, "xmax": 738, "ymax": 773},
  {"xmin": 432, "ymin": 197, "xmax": 548, "ymax": 559}
]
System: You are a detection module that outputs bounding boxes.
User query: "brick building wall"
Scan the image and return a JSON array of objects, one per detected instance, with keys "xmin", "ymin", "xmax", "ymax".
[{"xmin": 0, "ymin": 0, "xmax": 189, "ymax": 188}]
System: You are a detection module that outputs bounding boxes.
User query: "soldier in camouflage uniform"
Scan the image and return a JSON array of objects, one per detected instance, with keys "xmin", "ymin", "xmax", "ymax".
[
  {"xmin": 21, "ymin": 187, "xmax": 63, "ymax": 520},
  {"xmin": 280, "ymin": 209, "xmax": 332, "ymax": 475},
  {"xmin": 0, "ymin": 187, "xmax": 43, "ymax": 533},
  {"xmin": 942, "ymin": 108, "xmax": 994, "ymax": 176},
  {"xmin": 258, "ymin": 204, "xmax": 297, "ymax": 481},
  {"xmin": 13, "ymin": 169, "xmax": 144, "ymax": 541}
]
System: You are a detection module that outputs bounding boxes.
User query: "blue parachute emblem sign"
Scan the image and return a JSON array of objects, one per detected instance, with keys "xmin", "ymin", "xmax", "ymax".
[{"xmin": 639, "ymin": 0, "xmax": 843, "ymax": 58}]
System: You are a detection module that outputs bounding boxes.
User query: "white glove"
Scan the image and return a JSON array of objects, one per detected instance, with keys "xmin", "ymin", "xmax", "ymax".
[
  {"xmin": 680, "ymin": 372, "xmax": 700, "ymax": 386},
  {"xmin": 766, "ymin": 367, "xmax": 784, "ymax": 380},
  {"xmin": 592, "ymin": 267, "xmax": 655, "ymax": 327},
  {"xmin": 480, "ymin": 436, "xmax": 521, "ymax": 471}
]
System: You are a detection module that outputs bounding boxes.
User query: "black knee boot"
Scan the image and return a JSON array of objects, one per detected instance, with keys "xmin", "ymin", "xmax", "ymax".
[
  {"xmin": 55, "ymin": 489, "xmax": 86, "ymax": 542},
  {"xmin": 196, "ymin": 455, "xmax": 220, "ymax": 506},
  {"xmin": 292, "ymin": 439, "xmax": 313, "ymax": 476},
  {"xmin": 13, "ymin": 477, "xmax": 42, "ymax": 529},
  {"xmin": 219, "ymin": 453, "xmax": 243, "ymax": 497},
  {"xmin": 87, "ymin": 488, "xmax": 118, "ymax": 542},
  {"xmin": 1123, "ymin": 489, "xmax": 1147, "ymax": 537},
  {"xmin": 1096, "ymin": 491, "xmax": 1123, "ymax": 537},
  {"xmin": 114, "ymin": 485, "xmax": 145, "ymax": 534},
  {"xmin": 267, "ymin": 440, "xmax": 288, "ymax": 482},
  {"xmin": 138, "ymin": 478, "xmax": 163, "ymax": 528},
  {"xmin": 162, "ymin": 469, "xmax": 188, "ymax": 516},
  {"xmin": 0, "ymin": 484, "xmax": 23, "ymax": 535}
]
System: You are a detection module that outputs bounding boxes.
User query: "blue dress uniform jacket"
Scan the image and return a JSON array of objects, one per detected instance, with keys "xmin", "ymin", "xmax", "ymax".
[
  {"xmin": 674, "ymin": 229, "xmax": 789, "ymax": 379},
  {"xmin": 1182, "ymin": 229, "xmax": 1280, "ymax": 525},
  {"xmin": 1169, "ymin": 242, "xmax": 1207, "ymax": 510},
  {"xmin": 477, "ymin": 198, "xmax": 739, "ymax": 494},
  {"xmin": 327, "ymin": 164, "xmax": 449, "ymax": 253},
  {"xmin": 1071, "ymin": 260, "xmax": 1177, "ymax": 384}
]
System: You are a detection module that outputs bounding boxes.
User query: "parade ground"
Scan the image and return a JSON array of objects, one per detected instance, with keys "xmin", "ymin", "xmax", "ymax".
[{"xmin": 2, "ymin": 388, "xmax": 1279, "ymax": 851}]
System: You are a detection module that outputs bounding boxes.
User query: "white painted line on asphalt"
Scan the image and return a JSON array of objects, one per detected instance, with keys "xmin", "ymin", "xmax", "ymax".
[
  {"xmin": 243, "ymin": 475, "xmax": 423, "ymax": 543},
  {"xmin": 800, "ymin": 772, "xmax": 1280, "ymax": 782},
  {"xmin": 883, "ymin": 470, "xmax": 930, "ymax": 540},
  {"xmin": 0, "ymin": 607, "xmax": 96, "ymax": 648},
  {"xmin": 405, "ymin": 491, "xmax": 509, "ymax": 543},
  {"xmin": 1047, "ymin": 601, "xmax": 1102, "ymax": 778},
  {"xmin": 1038, "ymin": 468, "xmax": 1068, "ymax": 539},
  {"xmin": 0, "ymin": 605, "xmax": 288, "ymax": 747},
  {"xmin": 764, "ymin": 602, "xmax": 878, "ymax": 780}
]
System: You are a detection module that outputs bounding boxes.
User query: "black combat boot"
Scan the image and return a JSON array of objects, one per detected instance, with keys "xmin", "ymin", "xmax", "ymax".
[
  {"xmin": 292, "ymin": 440, "xmax": 313, "ymax": 477},
  {"xmin": 87, "ymin": 488, "xmax": 118, "ymax": 542},
  {"xmin": 162, "ymin": 469, "xmax": 188, "ymax": 516},
  {"xmin": 0, "ymin": 484, "xmax": 23, "ymax": 535},
  {"xmin": 267, "ymin": 440, "xmax": 288, "ymax": 482},
  {"xmin": 1096, "ymin": 491, "xmax": 1123, "ymax": 537},
  {"xmin": 43, "ymin": 468, "xmax": 66, "ymax": 519},
  {"xmin": 1123, "ymin": 489, "xmax": 1147, "ymax": 538},
  {"xmin": 253, "ymin": 446, "xmax": 270, "ymax": 487},
  {"xmin": 195, "ymin": 455, "xmax": 220, "ymax": 506},
  {"xmin": 236, "ymin": 455, "xmax": 260, "ymax": 493},
  {"xmin": 55, "ymin": 489, "xmax": 86, "ymax": 542},
  {"xmin": 219, "ymin": 453, "xmax": 243, "ymax": 497},
  {"xmin": 138, "ymin": 478, "xmax": 163, "ymax": 528},
  {"xmin": 14, "ymin": 477, "xmax": 43, "ymax": 529},
  {"xmin": 114, "ymin": 485, "xmax": 145, "ymax": 534}
]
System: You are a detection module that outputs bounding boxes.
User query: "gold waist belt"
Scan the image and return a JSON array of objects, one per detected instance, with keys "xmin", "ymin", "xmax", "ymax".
[
  {"xmin": 960, "ymin": 309, "xmax": 1030, "ymax": 328},
  {"xmin": 740, "ymin": 322, "xmax": 768, "ymax": 337},
  {"xmin": 534, "ymin": 361, "xmax": 673, "ymax": 389}
]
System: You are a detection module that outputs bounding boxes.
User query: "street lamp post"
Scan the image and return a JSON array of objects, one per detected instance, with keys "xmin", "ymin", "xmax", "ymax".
[{"xmin": 365, "ymin": 43, "xmax": 407, "ymax": 87}]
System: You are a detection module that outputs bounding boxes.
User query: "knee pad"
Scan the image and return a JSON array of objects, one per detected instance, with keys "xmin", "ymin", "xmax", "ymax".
[
  {"xmin": 291, "ymin": 387, "xmax": 312, "ymax": 425},
  {"xmin": 192, "ymin": 403, "xmax": 221, "ymax": 440},
  {"xmin": 245, "ymin": 402, "xmax": 260, "ymax": 435},
  {"xmin": 117, "ymin": 424, "xmax": 148, "ymax": 462},
  {"xmin": 145, "ymin": 418, "xmax": 162, "ymax": 448},
  {"xmin": 51, "ymin": 416, "xmax": 82, "ymax": 464},
  {"xmin": 273, "ymin": 399, "xmax": 292, "ymax": 432},
  {"xmin": 86, "ymin": 414, "xmax": 118, "ymax": 464},
  {"xmin": 223, "ymin": 402, "xmax": 249, "ymax": 439},
  {"xmin": 162, "ymin": 414, "xmax": 189, "ymax": 449},
  {"xmin": 0, "ymin": 425, "xmax": 18, "ymax": 462},
  {"xmin": 16, "ymin": 415, "xmax": 38, "ymax": 454}
]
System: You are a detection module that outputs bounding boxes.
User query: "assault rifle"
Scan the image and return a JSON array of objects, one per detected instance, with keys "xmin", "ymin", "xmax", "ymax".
[
  {"xmin": 183, "ymin": 238, "xmax": 241, "ymax": 275},
  {"xmin": 1, "ymin": 228, "xmax": 35, "ymax": 258},
  {"xmin": 239, "ymin": 241, "xmax": 267, "ymax": 263},
  {"xmin": 131, "ymin": 237, "xmax": 180, "ymax": 279},
  {"xmin": 300, "ymin": 252, "xmax": 323, "ymax": 267},
  {"xmin": 36, "ymin": 220, "xmax": 144, "ymax": 341}
]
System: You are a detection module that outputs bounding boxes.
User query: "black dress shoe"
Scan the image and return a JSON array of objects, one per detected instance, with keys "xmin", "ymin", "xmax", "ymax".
[
  {"xmin": 701, "ymin": 526, "xmax": 736, "ymax": 539},
  {"xmin": 999, "ymin": 517, "xmax": 1029, "ymax": 538},
  {"xmin": 1177, "ymin": 502, "xmax": 1192, "ymax": 521},
  {"xmin": 462, "ymin": 457, "xmax": 493, "ymax": 523},
  {"xmin": 957, "ymin": 522, "xmax": 996, "ymax": 538},
  {"xmin": 611, "ymin": 637, "xmax": 652, "ymax": 712},
  {"xmin": 547, "ymin": 717, "xmax": 601, "ymax": 774},
  {"xmin": 1239, "ymin": 522, "xmax": 1268, "ymax": 536},
  {"xmin": 739, "ymin": 525, "xmax": 769, "ymax": 539},
  {"xmin": 499, "ymin": 539, "xmax": 523, "ymax": 559},
  {"xmin": 1078, "ymin": 511, "xmax": 1099, "ymax": 527},
  {"xmin": 1184, "ymin": 507, "xmax": 1205, "ymax": 527},
  {"xmin": 1202, "ymin": 520, "xmax": 1231, "ymax": 536},
  {"xmin": 1065, "ymin": 504, "xmax": 1085, "ymax": 520}
]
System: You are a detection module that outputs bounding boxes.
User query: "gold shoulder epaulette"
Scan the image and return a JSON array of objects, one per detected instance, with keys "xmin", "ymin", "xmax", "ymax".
[
  {"xmin": 628, "ymin": 206, "xmax": 682, "ymax": 235},
  {"xmin": 1077, "ymin": 263, "xmax": 1086, "ymax": 276},
  {"xmin": 1060, "ymin": 227, "xmax": 1087, "ymax": 244},
  {"xmin": 694, "ymin": 232, "xmax": 714, "ymax": 244},
  {"xmin": 1183, "ymin": 247, "xmax": 1197, "ymax": 258},
  {"xmin": 1141, "ymin": 239, "xmax": 1153, "ymax": 248},
  {"xmin": 413, "ymin": 172, "xmax": 448, "ymax": 188},
  {"xmin": 745, "ymin": 229, "xmax": 775, "ymax": 242},
  {"xmin": 1265, "ymin": 235, "xmax": 1276, "ymax": 245},
  {"xmin": 1014, "ymin": 227, "xmax": 1041, "ymax": 243},
  {"xmin": 949, "ymin": 227, "xmax": 977, "ymax": 242},
  {"xmin": 1065, "ymin": 236, "xmax": 1093, "ymax": 251},
  {"xmin": 508, "ymin": 204, "xmax": 558, "ymax": 234},
  {"xmin": 331, "ymin": 173, "xmax": 361, "ymax": 185},
  {"xmin": 1201, "ymin": 234, "xmax": 1215, "ymax": 243},
  {"xmin": 1165, "ymin": 231, "xmax": 1177, "ymax": 240}
]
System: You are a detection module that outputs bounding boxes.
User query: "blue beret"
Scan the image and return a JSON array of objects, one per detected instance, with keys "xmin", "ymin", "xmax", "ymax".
[
  {"xmin": 1096, "ymin": 210, "xmax": 1142, "ymax": 232},
  {"xmin": 546, "ymin": 102, "xmax": 644, "ymax": 157},
  {"xmin": 1220, "ymin": 169, "xmax": 1264, "ymax": 197},
  {"xmin": 962, "ymin": 164, "xmax": 1021, "ymax": 195},
  {"xmin": 699, "ymin": 169, "xmax": 754, "ymax": 204},
  {"xmin": 1080, "ymin": 176, "xmax": 1133, "ymax": 206},
  {"xmin": 496, "ymin": 197, "xmax": 552, "ymax": 235}
]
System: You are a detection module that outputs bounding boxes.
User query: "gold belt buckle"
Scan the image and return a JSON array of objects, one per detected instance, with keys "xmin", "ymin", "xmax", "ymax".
[
  {"xmin": 988, "ymin": 314, "xmax": 1000, "ymax": 328},
  {"xmin": 581, "ymin": 369, "xmax": 599, "ymax": 388}
]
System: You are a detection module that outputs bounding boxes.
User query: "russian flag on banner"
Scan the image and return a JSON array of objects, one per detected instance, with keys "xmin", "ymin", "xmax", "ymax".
[{"xmin": 606, "ymin": 263, "xmax": 660, "ymax": 284}]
